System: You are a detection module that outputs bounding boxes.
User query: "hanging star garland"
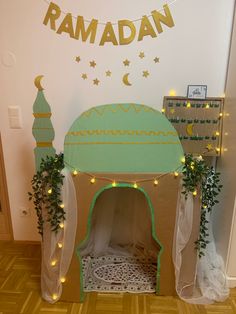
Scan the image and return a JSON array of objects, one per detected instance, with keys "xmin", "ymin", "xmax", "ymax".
[
  {"xmin": 123, "ymin": 59, "xmax": 130, "ymax": 66},
  {"xmin": 77, "ymin": 51, "xmax": 160, "ymax": 86},
  {"xmin": 139, "ymin": 52, "xmax": 145, "ymax": 59},
  {"xmin": 105, "ymin": 70, "xmax": 112, "ymax": 77},
  {"xmin": 75, "ymin": 56, "xmax": 81, "ymax": 63},
  {"xmin": 93, "ymin": 78, "xmax": 100, "ymax": 85},
  {"xmin": 90, "ymin": 60, "xmax": 96, "ymax": 68},
  {"xmin": 143, "ymin": 70, "xmax": 150, "ymax": 78}
]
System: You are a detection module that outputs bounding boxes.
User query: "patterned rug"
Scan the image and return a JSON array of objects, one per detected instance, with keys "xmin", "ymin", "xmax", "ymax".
[{"xmin": 82, "ymin": 255, "xmax": 157, "ymax": 293}]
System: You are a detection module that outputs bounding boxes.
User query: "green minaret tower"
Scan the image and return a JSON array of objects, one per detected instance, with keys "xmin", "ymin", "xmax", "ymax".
[{"xmin": 32, "ymin": 75, "xmax": 56, "ymax": 171}]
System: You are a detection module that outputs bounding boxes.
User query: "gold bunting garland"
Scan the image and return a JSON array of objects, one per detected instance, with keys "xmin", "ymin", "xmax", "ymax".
[{"xmin": 42, "ymin": 1, "xmax": 176, "ymax": 45}]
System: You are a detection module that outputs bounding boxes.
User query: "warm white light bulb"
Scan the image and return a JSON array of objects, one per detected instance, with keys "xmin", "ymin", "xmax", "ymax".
[
  {"xmin": 90, "ymin": 177, "xmax": 96, "ymax": 184},
  {"xmin": 181, "ymin": 157, "xmax": 185, "ymax": 163},
  {"xmin": 73, "ymin": 170, "xmax": 78, "ymax": 176},
  {"xmin": 169, "ymin": 89, "xmax": 176, "ymax": 96},
  {"xmin": 60, "ymin": 277, "xmax": 66, "ymax": 283},
  {"xmin": 48, "ymin": 189, "xmax": 52, "ymax": 194},
  {"xmin": 58, "ymin": 242, "xmax": 63, "ymax": 249},
  {"xmin": 112, "ymin": 181, "xmax": 117, "ymax": 187},
  {"xmin": 133, "ymin": 183, "xmax": 138, "ymax": 188},
  {"xmin": 154, "ymin": 179, "xmax": 159, "ymax": 186},
  {"xmin": 215, "ymin": 131, "xmax": 220, "ymax": 136},
  {"xmin": 174, "ymin": 171, "xmax": 179, "ymax": 177},
  {"xmin": 60, "ymin": 204, "xmax": 65, "ymax": 209},
  {"xmin": 161, "ymin": 108, "xmax": 165, "ymax": 113},
  {"xmin": 51, "ymin": 260, "xmax": 57, "ymax": 266},
  {"xmin": 59, "ymin": 222, "xmax": 64, "ymax": 229},
  {"xmin": 192, "ymin": 190, "xmax": 197, "ymax": 196},
  {"xmin": 205, "ymin": 103, "xmax": 210, "ymax": 109},
  {"xmin": 186, "ymin": 102, "xmax": 191, "ymax": 108},
  {"xmin": 52, "ymin": 294, "xmax": 58, "ymax": 300}
]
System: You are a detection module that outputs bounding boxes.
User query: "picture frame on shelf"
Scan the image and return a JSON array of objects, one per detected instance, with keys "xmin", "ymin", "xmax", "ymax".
[{"xmin": 187, "ymin": 85, "xmax": 207, "ymax": 99}]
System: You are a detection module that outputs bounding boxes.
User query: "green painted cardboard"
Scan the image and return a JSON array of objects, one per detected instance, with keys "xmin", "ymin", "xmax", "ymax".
[{"xmin": 64, "ymin": 103, "xmax": 184, "ymax": 173}]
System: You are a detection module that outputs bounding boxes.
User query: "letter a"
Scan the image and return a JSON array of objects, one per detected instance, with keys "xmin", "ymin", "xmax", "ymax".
[
  {"xmin": 99, "ymin": 22, "xmax": 118, "ymax": 46},
  {"xmin": 138, "ymin": 16, "xmax": 157, "ymax": 41}
]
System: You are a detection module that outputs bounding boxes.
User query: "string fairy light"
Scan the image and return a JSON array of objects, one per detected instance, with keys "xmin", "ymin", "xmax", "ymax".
[
  {"xmin": 51, "ymin": 260, "xmax": 57, "ymax": 266},
  {"xmin": 59, "ymin": 222, "xmax": 64, "ymax": 229},
  {"xmin": 58, "ymin": 242, "xmax": 63, "ymax": 249},
  {"xmin": 64, "ymin": 158, "xmax": 185, "ymax": 189},
  {"xmin": 153, "ymin": 179, "xmax": 159, "ymax": 186}
]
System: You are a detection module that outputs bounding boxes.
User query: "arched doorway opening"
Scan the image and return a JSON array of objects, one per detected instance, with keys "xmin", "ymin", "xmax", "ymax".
[{"xmin": 77, "ymin": 184, "xmax": 163, "ymax": 294}]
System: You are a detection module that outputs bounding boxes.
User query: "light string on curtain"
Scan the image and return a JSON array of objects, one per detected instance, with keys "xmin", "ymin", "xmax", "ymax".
[{"xmin": 42, "ymin": 0, "xmax": 178, "ymax": 25}]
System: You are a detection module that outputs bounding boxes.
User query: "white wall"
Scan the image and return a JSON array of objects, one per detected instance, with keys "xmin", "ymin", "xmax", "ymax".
[
  {"xmin": 0, "ymin": 0, "xmax": 234, "ymax": 240},
  {"xmin": 212, "ymin": 5, "xmax": 236, "ymax": 283}
]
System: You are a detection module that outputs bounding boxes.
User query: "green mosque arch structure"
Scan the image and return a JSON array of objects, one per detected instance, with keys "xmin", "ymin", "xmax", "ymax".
[{"xmin": 64, "ymin": 103, "xmax": 184, "ymax": 173}]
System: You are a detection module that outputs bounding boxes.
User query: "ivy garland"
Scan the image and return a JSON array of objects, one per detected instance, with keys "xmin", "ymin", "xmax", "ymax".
[
  {"xmin": 28, "ymin": 153, "xmax": 65, "ymax": 237},
  {"xmin": 28, "ymin": 152, "xmax": 222, "ymax": 258},
  {"xmin": 182, "ymin": 154, "xmax": 222, "ymax": 258}
]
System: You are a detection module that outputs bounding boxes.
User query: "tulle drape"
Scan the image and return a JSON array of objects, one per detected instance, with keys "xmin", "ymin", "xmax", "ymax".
[
  {"xmin": 41, "ymin": 169, "xmax": 229, "ymax": 304},
  {"xmin": 173, "ymin": 189, "xmax": 229, "ymax": 304}
]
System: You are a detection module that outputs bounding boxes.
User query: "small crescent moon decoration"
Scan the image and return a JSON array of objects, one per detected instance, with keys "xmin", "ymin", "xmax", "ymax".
[
  {"xmin": 186, "ymin": 123, "xmax": 194, "ymax": 136},
  {"xmin": 34, "ymin": 75, "xmax": 44, "ymax": 91},
  {"xmin": 122, "ymin": 73, "xmax": 132, "ymax": 86}
]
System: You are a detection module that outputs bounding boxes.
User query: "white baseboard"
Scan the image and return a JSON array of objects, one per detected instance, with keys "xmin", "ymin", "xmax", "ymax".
[{"xmin": 227, "ymin": 276, "xmax": 236, "ymax": 288}]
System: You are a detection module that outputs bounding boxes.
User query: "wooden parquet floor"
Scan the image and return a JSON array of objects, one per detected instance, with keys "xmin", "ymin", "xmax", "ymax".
[{"xmin": 0, "ymin": 242, "xmax": 236, "ymax": 314}]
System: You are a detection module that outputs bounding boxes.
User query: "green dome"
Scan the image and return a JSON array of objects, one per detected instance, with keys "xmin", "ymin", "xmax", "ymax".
[{"xmin": 64, "ymin": 103, "xmax": 184, "ymax": 173}]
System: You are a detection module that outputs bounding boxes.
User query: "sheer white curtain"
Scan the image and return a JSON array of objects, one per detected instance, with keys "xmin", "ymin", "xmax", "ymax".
[
  {"xmin": 173, "ymin": 189, "xmax": 229, "ymax": 304},
  {"xmin": 41, "ymin": 168, "xmax": 77, "ymax": 303},
  {"xmin": 80, "ymin": 187, "xmax": 159, "ymax": 259}
]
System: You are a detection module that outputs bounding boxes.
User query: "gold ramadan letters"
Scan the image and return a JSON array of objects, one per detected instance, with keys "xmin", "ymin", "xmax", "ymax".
[{"xmin": 43, "ymin": 2, "xmax": 175, "ymax": 45}]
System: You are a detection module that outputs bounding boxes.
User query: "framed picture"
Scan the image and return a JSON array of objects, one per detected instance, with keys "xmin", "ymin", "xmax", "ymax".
[{"xmin": 187, "ymin": 85, "xmax": 207, "ymax": 99}]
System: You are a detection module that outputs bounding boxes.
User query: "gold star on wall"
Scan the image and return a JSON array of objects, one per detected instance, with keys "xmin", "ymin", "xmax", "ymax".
[
  {"xmin": 142, "ymin": 70, "xmax": 150, "ymax": 78},
  {"xmin": 75, "ymin": 56, "xmax": 81, "ymax": 63},
  {"xmin": 90, "ymin": 60, "xmax": 96, "ymax": 68},
  {"xmin": 139, "ymin": 52, "xmax": 145, "ymax": 59},
  {"xmin": 93, "ymin": 78, "xmax": 100, "ymax": 85},
  {"xmin": 154, "ymin": 57, "xmax": 160, "ymax": 63},
  {"xmin": 81, "ymin": 73, "xmax": 87, "ymax": 80},
  {"xmin": 206, "ymin": 143, "xmax": 213, "ymax": 151},
  {"xmin": 106, "ymin": 70, "xmax": 112, "ymax": 77},
  {"xmin": 123, "ymin": 59, "xmax": 130, "ymax": 66}
]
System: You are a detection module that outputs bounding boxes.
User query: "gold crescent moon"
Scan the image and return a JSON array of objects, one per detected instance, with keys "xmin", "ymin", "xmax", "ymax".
[
  {"xmin": 34, "ymin": 75, "xmax": 44, "ymax": 91},
  {"xmin": 186, "ymin": 123, "xmax": 194, "ymax": 136},
  {"xmin": 122, "ymin": 73, "xmax": 132, "ymax": 86}
]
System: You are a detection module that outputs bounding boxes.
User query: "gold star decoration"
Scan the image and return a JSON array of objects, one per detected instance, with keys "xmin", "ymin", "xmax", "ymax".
[
  {"xmin": 75, "ymin": 56, "xmax": 81, "ymax": 63},
  {"xmin": 106, "ymin": 70, "xmax": 112, "ymax": 77},
  {"xmin": 142, "ymin": 70, "xmax": 150, "ymax": 78},
  {"xmin": 139, "ymin": 52, "xmax": 145, "ymax": 59},
  {"xmin": 123, "ymin": 59, "xmax": 130, "ymax": 66},
  {"xmin": 154, "ymin": 57, "xmax": 160, "ymax": 63},
  {"xmin": 81, "ymin": 73, "xmax": 87, "ymax": 80},
  {"xmin": 90, "ymin": 60, "xmax": 96, "ymax": 68},
  {"xmin": 206, "ymin": 143, "xmax": 213, "ymax": 151},
  {"xmin": 93, "ymin": 78, "xmax": 100, "ymax": 85}
]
